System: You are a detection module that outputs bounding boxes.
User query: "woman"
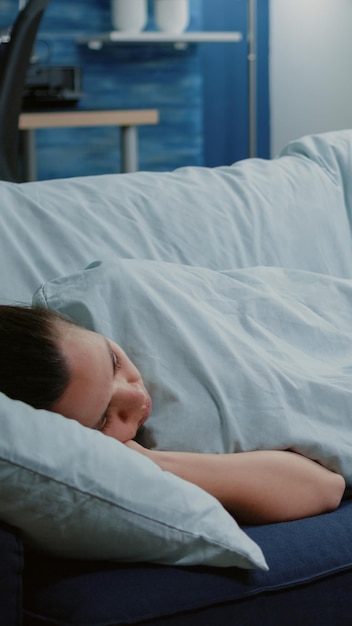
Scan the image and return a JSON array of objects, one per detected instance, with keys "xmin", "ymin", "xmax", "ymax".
[{"xmin": 0, "ymin": 304, "xmax": 345, "ymax": 525}]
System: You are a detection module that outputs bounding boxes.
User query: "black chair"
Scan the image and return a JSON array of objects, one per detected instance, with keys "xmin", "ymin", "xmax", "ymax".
[{"xmin": 0, "ymin": 0, "xmax": 50, "ymax": 182}]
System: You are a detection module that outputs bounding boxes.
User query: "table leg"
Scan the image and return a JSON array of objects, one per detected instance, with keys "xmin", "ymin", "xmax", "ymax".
[
  {"xmin": 21, "ymin": 129, "xmax": 37, "ymax": 182},
  {"xmin": 120, "ymin": 125, "xmax": 138, "ymax": 173}
]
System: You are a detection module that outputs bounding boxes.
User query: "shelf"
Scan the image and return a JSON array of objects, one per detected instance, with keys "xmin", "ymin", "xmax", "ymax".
[
  {"xmin": 78, "ymin": 31, "xmax": 243, "ymax": 49},
  {"xmin": 19, "ymin": 109, "xmax": 159, "ymax": 130}
]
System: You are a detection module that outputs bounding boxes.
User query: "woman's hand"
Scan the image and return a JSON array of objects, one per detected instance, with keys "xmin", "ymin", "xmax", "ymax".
[
  {"xmin": 124, "ymin": 439, "xmax": 160, "ymax": 462},
  {"xmin": 124, "ymin": 440, "xmax": 147, "ymax": 453}
]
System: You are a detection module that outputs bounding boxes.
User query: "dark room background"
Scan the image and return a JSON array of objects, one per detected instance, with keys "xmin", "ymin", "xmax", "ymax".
[{"xmin": 0, "ymin": 0, "xmax": 269, "ymax": 179}]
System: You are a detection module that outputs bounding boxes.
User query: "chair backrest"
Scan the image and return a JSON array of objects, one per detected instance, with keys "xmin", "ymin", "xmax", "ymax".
[{"xmin": 0, "ymin": 0, "xmax": 50, "ymax": 182}]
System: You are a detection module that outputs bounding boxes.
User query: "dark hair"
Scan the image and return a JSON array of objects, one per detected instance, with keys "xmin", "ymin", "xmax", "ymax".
[{"xmin": 0, "ymin": 305, "xmax": 72, "ymax": 410}]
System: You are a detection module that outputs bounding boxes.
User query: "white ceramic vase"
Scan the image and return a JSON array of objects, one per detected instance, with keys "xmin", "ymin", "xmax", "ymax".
[
  {"xmin": 154, "ymin": 0, "xmax": 190, "ymax": 34},
  {"xmin": 111, "ymin": 0, "xmax": 148, "ymax": 33}
]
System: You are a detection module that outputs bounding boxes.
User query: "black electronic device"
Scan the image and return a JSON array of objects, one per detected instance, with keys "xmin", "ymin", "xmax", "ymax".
[{"xmin": 22, "ymin": 64, "xmax": 84, "ymax": 109}]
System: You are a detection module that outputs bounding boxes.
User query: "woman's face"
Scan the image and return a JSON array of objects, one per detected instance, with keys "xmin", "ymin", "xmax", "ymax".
[{"xmin": 52, "ymin": 323, "xmax": 152, "ymax": 443}]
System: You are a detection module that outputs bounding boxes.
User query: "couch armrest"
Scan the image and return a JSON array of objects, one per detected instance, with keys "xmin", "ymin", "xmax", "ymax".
[{"xmin": 0, "ymin": 521, "xmax": 23, "ymax": 625}]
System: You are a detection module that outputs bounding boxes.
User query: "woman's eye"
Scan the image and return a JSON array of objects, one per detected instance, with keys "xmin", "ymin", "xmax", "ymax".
[
  {"xmin": 111, "ymin": 350, "xmax": 121, "ymax": 375},
  {"xmin": 96, "ymin": 417, "xmax": 106, "ymax": 431},
  {"xmin": 96, "ymin": 413, "xmax": 110, "ymax": 432},
  {"xmin": 95, "ymin": 344, "xmax": 121, "ymax": 433}
]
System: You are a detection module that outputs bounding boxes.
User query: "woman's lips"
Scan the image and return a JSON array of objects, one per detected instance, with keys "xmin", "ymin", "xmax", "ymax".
[{"xmin": 139, "ymin": 396, "xmax": 152, "ymax": 428}]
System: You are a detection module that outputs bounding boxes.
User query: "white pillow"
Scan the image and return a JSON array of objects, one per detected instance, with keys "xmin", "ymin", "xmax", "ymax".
[{"xmin": 0, "ymin": 391, "xmax": 266, "ymax": 569}]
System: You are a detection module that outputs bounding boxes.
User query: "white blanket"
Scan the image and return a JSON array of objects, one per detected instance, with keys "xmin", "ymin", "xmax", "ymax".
[{"xmin": 35, "ymin": 259, "xmax": 352, "ymax": 485}]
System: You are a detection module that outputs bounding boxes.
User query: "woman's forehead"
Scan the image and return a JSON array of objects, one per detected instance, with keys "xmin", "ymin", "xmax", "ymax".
[{"xmin": 52, "ymin": 326, "xmax": 113, "ymax": 426}]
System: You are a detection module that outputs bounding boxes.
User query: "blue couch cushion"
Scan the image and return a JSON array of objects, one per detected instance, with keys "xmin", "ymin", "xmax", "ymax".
[
  {"xmin": 23, "ymin": 500, "xmax": 352, "ymax": 625},
  {"xmin": 0, "ymin": 521, "xmax": 23, "ymax": 626}
]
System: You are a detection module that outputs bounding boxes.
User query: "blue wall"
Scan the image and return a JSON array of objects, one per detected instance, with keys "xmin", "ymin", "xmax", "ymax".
[
  {"xmin": 0, "ymin": 0, "xmax": 269, "ymax": 179},
  {"xmin": 202, "ymin": 0, "xmax": 269, "ymax": 166}
]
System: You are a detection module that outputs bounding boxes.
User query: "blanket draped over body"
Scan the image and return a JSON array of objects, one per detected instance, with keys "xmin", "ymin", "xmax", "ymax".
[{"xmin": 35, "ymin": 259, "xmax": 352, "ymax": 485}]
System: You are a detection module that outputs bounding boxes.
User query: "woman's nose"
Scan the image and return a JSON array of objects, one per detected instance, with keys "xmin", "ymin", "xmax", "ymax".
[{"xmin": 112, "ymin": 382, "xmax": 145, "ymax": 420}]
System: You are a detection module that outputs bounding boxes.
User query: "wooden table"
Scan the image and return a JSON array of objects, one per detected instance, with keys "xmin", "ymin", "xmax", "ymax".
[{"xmin": 19, "ymin": 109, "xmax": 159, "ymax": 181}]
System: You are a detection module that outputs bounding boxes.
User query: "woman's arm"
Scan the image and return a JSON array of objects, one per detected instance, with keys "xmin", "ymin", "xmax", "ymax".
[{"xmin": 125, "ymin": 443, "xmax": 345, "ymax": 524}]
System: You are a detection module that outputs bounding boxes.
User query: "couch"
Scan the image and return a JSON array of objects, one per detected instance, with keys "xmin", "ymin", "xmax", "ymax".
[{"xmin": 1, "ymin": 130, "xmax": 352, "ymax": 625}]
